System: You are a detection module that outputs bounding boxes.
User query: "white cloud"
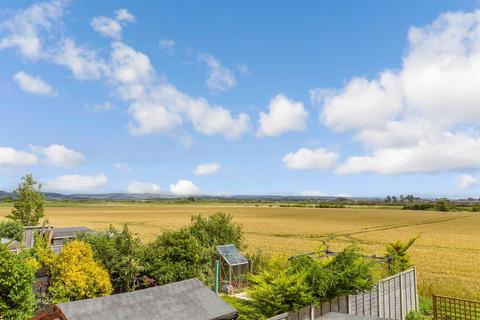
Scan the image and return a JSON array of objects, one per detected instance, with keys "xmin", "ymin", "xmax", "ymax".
[
  {"xmin": 30, "ymin": 144, "xmax": 85, "ymax": 167},
  {"xmin": 315, "ymin": 10, "xmax": 480, "ymax": 175},
  {"xmin": 115, "ymin": 9, "xmax": 136, "ymax": 23},
  {"xmin": 91, "ymin": 9, "xmax": 135, "ymax": 40},
  {"xmin": 0, "ymin": 0, "xmax": 65, "ymax": 59},
  {"xmin": 110, "ymin": 42, "xmax": 249, "ymax": 139},
  {"xmin": 91, "ymin": 16, "xmax": 122, "ymax": 39},
  {"xmin": 298, "ymin": 190, "xmax": 351, "ymax": 197},
  {"xmin": 1, "ymin": 1, "xmax": 250, "ymax": 142},
  {"xmin": 194, "ymin": 162, "xmax": 221, "ymax": 176},
  {"xmin": 336, "ymin": 132, "xmax": 480, "ymax": 175},
  {"xmin": 0, "ymin": 147, "xmax": 37, "ymax": 167},
  {"xmin": 44, "ymin": 173, "xmax": 107, "ymax": 193},
  {"xmin": 159, "ymin": 39, "xmax": 175, "ymax": 54},
  {"xmin": 53, "ymin": 38, "xmax": 109, "ymax": 80},
  {"xmin": 13, "ymin": 71, "xmax": 57, "ymax": 96},
  {"xmin": 456, "ymin": 174, "xmax": 478, "ymax": 189},
  {"xmin": 170, "ymin": 179, "xmax": 200, "ymax": 195},
  {"xmin": 199, "ymin": 53, "xmax": 236, "ymax": 92},
  {"xmin": 127, "ymin": 181, "xmax": 161, "ymax": 194},
  {"xmin": 283, "ymin": 148, "xmax": 339, "ymax": 170},
  {"xmin": 258, "ymin": 94, "xmax": 308, "ymax": 137}
]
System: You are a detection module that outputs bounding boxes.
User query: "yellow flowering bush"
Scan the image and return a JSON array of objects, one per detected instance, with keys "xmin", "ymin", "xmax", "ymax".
[{"xmin": 48, "ymin": 241, "xmax": 112, "ymax": 303}]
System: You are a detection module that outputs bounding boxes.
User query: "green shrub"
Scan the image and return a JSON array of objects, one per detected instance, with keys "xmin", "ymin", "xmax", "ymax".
[
  {"xmin": 0, "ymin": 220, "xmax": 24, "ymax": 242},
  {"xmin": 385, "ymin": 237, "xmax": 417, "ymax": 275},
  {"xmin": 79, "ymin": 225, "xmax": 145, "ymax": 293},
  {"xmin": 143, "ymin": 228, "xmax": 210, "ymax": 286},
  {"xmin": 248, "ymin": 255, "xmax": 313, "ymax": 317},
  {"xmin": 406, "ymin": 310, "xmax": 426, "ymax": 320},
  {"xmin": 0, "ymin": 244, "xmax": 37, "ymax": 320}
]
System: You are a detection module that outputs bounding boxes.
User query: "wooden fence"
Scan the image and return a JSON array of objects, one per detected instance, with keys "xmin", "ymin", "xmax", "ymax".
[
  {"xmin": 433, "ymin": 295, "xmax": 480, "ymax": 320},
  {"xmin": 269, "ymin": 268, "xmax": 418, "ymax": 320}
]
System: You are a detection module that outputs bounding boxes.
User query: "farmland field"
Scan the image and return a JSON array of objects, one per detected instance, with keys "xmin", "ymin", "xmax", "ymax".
[{"xmin": 1, "ymin": 203, "xmax": 479, "ymax": 300}]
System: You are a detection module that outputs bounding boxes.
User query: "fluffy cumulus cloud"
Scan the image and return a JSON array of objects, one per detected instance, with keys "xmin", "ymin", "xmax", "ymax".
[
  {"xmin": 1, "ymin": 1, "xmax": 250, "ymax": 142},
  {"xmin": 170, "ymin": 179, "xmax": 200, "ymax": 195},
  {"xmin": 283, "ymin": 148, "xmax": 339, "ymax": 170},
  {"xmin": 0, "ymin": 147, "xmax": 38, "ymax": 167},
  {"xmin": 456, "ymin": 174, "xmax": 478, "ymax": 189},
  {"xmin": 13, "ymin": 71, "xmax": 57, "ymax": 96},
  {"xmin": 44, "ymin": 173, "xmax": 107, "ymax": 193},
  {"xmin": 258, "ymin": 94, "xmax": 308, "ymax": 137},
  {"xmin": 91, "ymin": 8, "xmax": 135, "ymax": 39},
  {"xmin": 198, "ymin": 53, "xmax": 236, "ymax": 92},
  {"xmin": 110, "ymin": 43, "xmax": 250, "ymax": 139},
  {"xmin": 127, "ymin": 181, "xmax": 161, "ymax": 194},
  {"xmin": 30, "ymin": 144, "xmax": 85, "ymax": 167},
  {"xmin": 194, "ymin": 162, "xmax": 221, "ymax": 176},
  {"xmin": 314, "ymin": 10, "xmax": 480, "ymax": 175}
]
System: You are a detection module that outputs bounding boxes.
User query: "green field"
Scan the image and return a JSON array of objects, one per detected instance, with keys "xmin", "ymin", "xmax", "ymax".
[{"xmin": 1, "ymin": 203, "xmax": 479, "ymax": 300}]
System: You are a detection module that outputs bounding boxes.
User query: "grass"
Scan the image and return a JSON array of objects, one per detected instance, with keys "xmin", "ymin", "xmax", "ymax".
[{"xmin": 1, "ymin": 203, "xmax": 479, "ymax": 300}]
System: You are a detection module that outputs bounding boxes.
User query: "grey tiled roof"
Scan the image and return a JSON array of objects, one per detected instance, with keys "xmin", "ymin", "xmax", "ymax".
[{"xmin": 58, "ymin": 278, "xmax": 238, "ymax": 320}]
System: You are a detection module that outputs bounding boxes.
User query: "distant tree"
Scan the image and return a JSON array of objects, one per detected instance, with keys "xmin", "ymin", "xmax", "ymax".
[
  {"xmin": 434, "ymin": 199, "xmax": 450, "ymax": 212},
  {"xmin": 143, "ymin": 229, "xmax": 209, "ymax": 286},
  {"xmin": 79, "ymin": 225, "xmax": 144, "ymax": 293},
  {"xmin": 392, "ymin": 196, "xmax": 398, "ymax": 202},
  {"xmin": 385, "ymin": 195, "xmax": 392, "ymax": 203},
  {"xmin": 8, "ymin": 174, "xmax": 45, "ymax": 226},
  {"xmin": 0, "ymin": 245, "xmax": 36, "ymax": 320},
  {"xmin": 2, "ymin": 196, "xmax": 13, "ymax": 203},
  {"xmin": 0, "ymin": 220, "xmax": 24, "ymax": 242},
  {"xmin": 385, "ymin": 237, "xmax": 417, "ymax": 275},
  {"xmin": 48, "ymin": 241, "xmax": 112, "ymax": 303},
  {"xmin": 189, "ymin": 212, "xmax": 243, "ymax": 249}
]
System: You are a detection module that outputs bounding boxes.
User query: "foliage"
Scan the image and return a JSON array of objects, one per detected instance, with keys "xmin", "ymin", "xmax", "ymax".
[
  {"xmin": 245, "ymin": 250, "xmax": 267, "ymax": 274},
  {"xmin": 418, "ymin": 295, "xmax": 433, "ymax": 318},
  {"xmin": 434, "ymin": 199, "xmax": 450, "ymax": 212},
  {"xmin": 323, "ymin": 246, "xmax": 376, "ymax": 299},
  {"xmin": 222, "ymin": 295, "xmax": 263, "ymax": 320},
  {"xmin": 189, "ymin": 212, "xmax": 243, "ymax": 249},
  {"xmin": 143, "ymin": 228, "xmax": 210, "ymax": 286},
  {"xmin": 248, "ymin": 255, "xmax": 313, "ymax": 317},
  {"xmin": 406, "ymin": 310, "xmax": 427, "ymax": 320},
  {"xmin": 402, "ymin": 203, "xmax": 434, "ymax": 211},
  {"xmin": 385, "ymin": 237, "xmax": 417, "ymax": 275},
  {"xmin": 47, "ymin": 241, "xmax": 112, "ymax": 303},
  {"xmin": 0, "ymin": 244, "xmax": 36, "ymax": 320},
  {"xmin": 0, "ymin": 220, "xmax": 24, "ymax": 242},
  {"xmin": 7, "ymin": 174, "xmax": 45, "ymax": 226},
  {"xmin": 79, "ymin": 225, "xmax": 144, "ymax": 293}
]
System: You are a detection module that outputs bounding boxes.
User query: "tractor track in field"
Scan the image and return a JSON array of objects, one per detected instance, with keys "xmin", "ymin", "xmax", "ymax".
[{"xmin": 245, "ymin": 214, "xmax": 476, "ymax": 251}]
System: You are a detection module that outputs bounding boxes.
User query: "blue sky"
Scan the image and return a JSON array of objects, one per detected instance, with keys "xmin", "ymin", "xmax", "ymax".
[{"xmin": 1, "ymin": 0, "xmax": 480, "ymax": 197}]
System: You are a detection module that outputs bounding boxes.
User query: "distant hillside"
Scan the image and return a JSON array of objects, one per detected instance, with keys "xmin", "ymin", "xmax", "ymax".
[{"xmin": 0, "ymin": 191, "xmax": 372, "ymax": 202}]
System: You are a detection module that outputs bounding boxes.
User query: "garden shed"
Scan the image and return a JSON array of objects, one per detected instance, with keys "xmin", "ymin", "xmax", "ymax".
[{"xmin": 32, "ymin": 278, "xmax": 238, "ymax": 320}]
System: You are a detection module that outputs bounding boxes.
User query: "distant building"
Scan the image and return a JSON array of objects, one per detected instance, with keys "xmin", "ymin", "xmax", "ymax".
[{"xmin": 33, "ymin": 278, "xmax": 238, "ymax": 320}]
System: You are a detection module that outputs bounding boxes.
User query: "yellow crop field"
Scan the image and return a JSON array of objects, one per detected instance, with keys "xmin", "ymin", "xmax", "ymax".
[{"xmin": 1, "ymin": 203, "xmax": 479, "ymax": 300}]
